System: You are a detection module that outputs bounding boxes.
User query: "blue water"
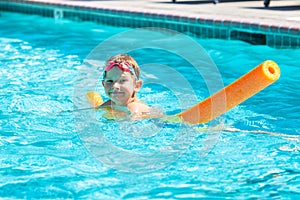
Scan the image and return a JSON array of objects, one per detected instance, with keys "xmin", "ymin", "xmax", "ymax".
[{"xmin": 1, "ymin": 12, "xmax": 300, "ymax": 199}]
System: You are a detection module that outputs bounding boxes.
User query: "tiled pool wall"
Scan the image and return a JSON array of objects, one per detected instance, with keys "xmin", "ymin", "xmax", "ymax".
[{"xmin": 0, "ymin": 0, "xmax": 299, "ymax": 48}]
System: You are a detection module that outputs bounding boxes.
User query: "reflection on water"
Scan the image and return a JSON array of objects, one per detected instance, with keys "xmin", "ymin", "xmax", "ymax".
[{"xmin": 1, "ymin": 11, "xmax": 299, "ymax": 199}]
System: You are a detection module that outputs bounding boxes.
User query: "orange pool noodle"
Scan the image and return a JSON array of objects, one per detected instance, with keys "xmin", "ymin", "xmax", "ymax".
[
  {"xmin": 177, "ymin": 60, "xmax": 280, "ymax": 124},
  {"xmin": 86, "ymin": 91, "xmax": 104, "ymax": 108}
]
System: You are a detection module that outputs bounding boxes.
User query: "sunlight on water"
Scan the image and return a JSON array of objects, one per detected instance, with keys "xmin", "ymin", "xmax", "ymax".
[{"xmin": 1, "ymin": 11, "xmax": 300, "ymax": 199}]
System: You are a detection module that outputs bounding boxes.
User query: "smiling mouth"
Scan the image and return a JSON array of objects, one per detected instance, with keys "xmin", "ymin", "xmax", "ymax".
[{"xmin": 110, "ymin": 91, "xmax": 123, "ymax": 95}]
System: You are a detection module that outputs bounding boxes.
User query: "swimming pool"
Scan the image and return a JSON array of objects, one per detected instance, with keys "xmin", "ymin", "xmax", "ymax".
[{"xmin": 1, "ymin": 11, "xmax": 300, "ymax": 199}]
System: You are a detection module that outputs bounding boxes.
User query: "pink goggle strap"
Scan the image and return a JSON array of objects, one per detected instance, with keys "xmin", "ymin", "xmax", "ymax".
[
  {"xmin": 103, "ymin": 61, "xmax": 138, "ymax": 80},
  {"xmin": 104, "ymin": 61, "xmax": 131, "ymax": 72}
]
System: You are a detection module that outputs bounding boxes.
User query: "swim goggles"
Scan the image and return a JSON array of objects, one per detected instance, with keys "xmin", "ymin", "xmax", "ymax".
[{"xmin": 103, "ymin": 61, "xmax": 138, "ymax": 80}]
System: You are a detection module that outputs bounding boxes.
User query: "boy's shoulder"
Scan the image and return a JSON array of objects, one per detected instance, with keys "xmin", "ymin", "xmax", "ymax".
[{"xmin": 128, "ymin": 99, "xmax": 151, "ymax": 113}]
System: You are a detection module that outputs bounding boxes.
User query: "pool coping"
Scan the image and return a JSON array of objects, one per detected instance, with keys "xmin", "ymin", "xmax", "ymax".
[{"xmin": 0, "ymin": 0, "xmax": 299, "ymax": 48}]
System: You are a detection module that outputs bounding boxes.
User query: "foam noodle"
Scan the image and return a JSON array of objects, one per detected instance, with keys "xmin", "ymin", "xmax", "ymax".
[
  {"xmin": 177, "ymin": 60, "xmax": 280, "ymax": 124},
  {"xmin": 86, "ymin": 91, "xmax": 104, "ymax": 108}
]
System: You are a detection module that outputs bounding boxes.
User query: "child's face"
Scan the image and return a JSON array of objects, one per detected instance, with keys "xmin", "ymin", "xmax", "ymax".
[{"xmin": 102, "ymin": 67, "xmax": 141, "ymax": 106}]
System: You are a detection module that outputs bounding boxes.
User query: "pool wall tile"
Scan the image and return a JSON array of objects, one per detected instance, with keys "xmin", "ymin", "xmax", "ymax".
[{"xmin": 0, "ymin": 0, "xmax": 299, "ymax": 48}]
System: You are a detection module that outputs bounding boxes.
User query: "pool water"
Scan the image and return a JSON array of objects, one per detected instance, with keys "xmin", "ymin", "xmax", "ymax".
[{"xmin": 1, "ymin": 12, "xmax": 300, "ymax": 199}]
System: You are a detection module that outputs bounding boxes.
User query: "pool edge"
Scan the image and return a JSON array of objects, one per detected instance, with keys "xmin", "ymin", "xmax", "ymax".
[{"xmin": 0, "ymin": 0, "xmax": 299, "ymax": 48}]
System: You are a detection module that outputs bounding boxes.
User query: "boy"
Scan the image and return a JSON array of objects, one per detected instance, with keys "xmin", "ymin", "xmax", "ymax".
[{"xmin": 100, "ymin": 54, "xmax": 151, "ymax": 118}]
